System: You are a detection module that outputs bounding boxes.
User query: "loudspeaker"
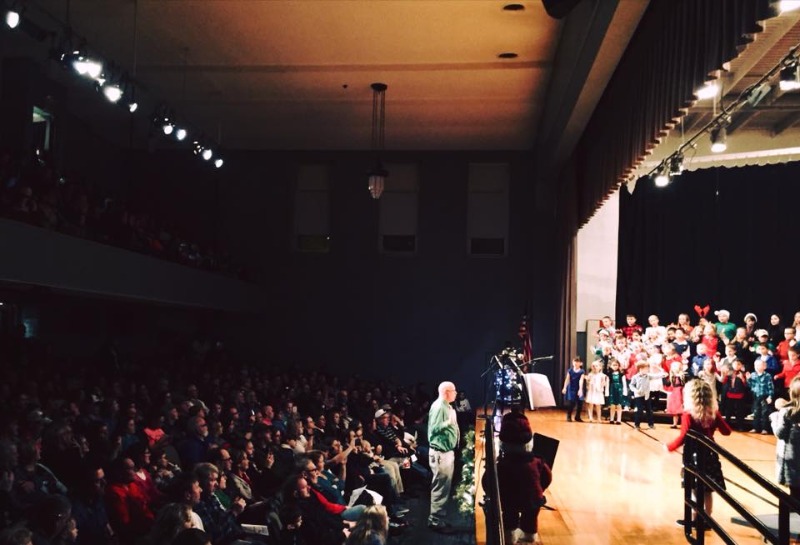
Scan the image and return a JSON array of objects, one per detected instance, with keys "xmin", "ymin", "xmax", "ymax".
[{"xmin": 532, "ymin": 432, "xmax": 560, "ymax": 469}]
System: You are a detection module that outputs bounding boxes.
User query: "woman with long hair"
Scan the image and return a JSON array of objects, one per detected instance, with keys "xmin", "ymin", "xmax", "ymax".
[{"xmin": 345, "ymin": 505, "xmax": 389, "ymax": 545}]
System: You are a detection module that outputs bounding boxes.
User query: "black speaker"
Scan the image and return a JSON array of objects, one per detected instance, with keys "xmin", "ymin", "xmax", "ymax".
[{"xmin": 532, "ymin": 432, "xmax": 560, "ymax": 469}]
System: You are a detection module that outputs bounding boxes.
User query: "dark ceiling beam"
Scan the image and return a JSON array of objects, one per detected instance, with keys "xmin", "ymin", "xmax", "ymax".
[{"xmin": 772, "ymin": 112, "xmax": 800, "ymax": 136}]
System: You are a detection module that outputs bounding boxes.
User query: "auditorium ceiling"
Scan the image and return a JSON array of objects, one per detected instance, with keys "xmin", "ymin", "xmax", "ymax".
[
  {"xmin": 3, "ymin": 0, "xmax": 800, "ymax": 175},
  {"xmin": 2, "ymin": 0, "xmax": 646, "ymax": 156}
]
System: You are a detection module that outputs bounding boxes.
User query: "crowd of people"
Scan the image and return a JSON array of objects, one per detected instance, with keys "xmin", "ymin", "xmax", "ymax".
[
  {"xmin": 562, "ymin": 310, "xmax": 800, "ymax": 431},
  {"xmin": 0, "ymin": 149, "xmax": 241, "ymax": 277},
  {"xmin": 0, "ymin": 339, "xmax": 477, "ymax": 545}
]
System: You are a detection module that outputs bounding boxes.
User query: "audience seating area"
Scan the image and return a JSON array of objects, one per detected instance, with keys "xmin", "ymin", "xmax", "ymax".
[
  {"xmin": 0, "ymin": 332, "xmax": 473, "ymax": 545},
  {"xmin": 0, "ymin": 149, "xmax": 241, "ymax": 278}
]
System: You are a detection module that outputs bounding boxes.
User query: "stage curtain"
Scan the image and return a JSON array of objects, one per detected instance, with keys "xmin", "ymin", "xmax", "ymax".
[
  {"xmin": 616, "ymin": 163, "xmax": 800, "ymax": 326},
  {"xmin": 572, "ymin": 0, "xmax": 772, "ymax": 228}
]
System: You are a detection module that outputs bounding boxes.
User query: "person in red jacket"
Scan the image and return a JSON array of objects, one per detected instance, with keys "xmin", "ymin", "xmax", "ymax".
[
  {"xmin": 494, "ymin": 409, "xmax": 551, "ymax": 545},
  {"xmin": 105, "ymin": 457, "xmax": 155, "ymax": 544},
  {"xmin": 667, "ymin": 379, "xmax": 731, "ymax": 531}
]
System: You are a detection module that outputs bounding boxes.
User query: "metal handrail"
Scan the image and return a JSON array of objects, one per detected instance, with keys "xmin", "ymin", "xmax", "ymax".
[
  {"xmin": 682, "ymin": 429, "xmax": 800, "ymax": 544},
  {"xmin": 482, "ymin": 415, "xmax": 505, "ymax": 545}
]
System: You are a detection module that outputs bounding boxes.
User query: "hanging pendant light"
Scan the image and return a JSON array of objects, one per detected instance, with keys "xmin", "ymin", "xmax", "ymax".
[{"xmin": 368, "ymin": 82, "xmax": 388, "ymax": 199}]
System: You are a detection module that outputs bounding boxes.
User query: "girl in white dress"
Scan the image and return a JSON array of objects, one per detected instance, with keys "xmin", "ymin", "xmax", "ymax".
[{"xmin": 584, "ymin": 360, "xmax": 609, "ymax": 422}]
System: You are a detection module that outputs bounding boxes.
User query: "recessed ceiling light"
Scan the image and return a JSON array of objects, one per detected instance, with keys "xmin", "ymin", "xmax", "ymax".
[
  {"xmin": 503, "ymin": 3, "xmax": 525, "ymax": 10},
  {"xmin": 498, "ymin": 52, "xmax": 518, "ymax": 59}
]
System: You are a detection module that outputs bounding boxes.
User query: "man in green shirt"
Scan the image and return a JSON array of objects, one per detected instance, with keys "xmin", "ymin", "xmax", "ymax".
[{"xmin": 427, "ymin": 381, "xmax": 459, "ymax": 533}]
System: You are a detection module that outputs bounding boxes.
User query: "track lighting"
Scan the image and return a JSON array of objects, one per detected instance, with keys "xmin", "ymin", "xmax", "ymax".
[
  {"xmin": 214, "ymin": 158, "xmax": 224, "ymax": 169},
  {"xmin": 710, "ymin": 126, "xmax": 727, "ymax": 153},
  {"xmin": 175, "ymin": 128, "xmax": 187, "ymax": 141},
  {"xmin": 695, "ymin": 82, "xmax": 719, "ymax": 100},
  {"xmin": 101, "ymin": 82, "xmax": 122, "ymax": 103},
  {"xmin": 201, "ymin": 148, "xmax": 213, "ymax": 161},
  {"xmin": 669, "ymin": 153, "xmax": 684, "ymax": 176},
  {"xmin": 5, "ymin": 7, "xmax": 19, "ymax": 29},
  {"xmin": 778, "ymin": 0, "xmax": 800, "ymax": 14},
  {"xmin": 72, "ymin": 54, "xmax": 103, "ymax": 81},
  {"xmin": 779, "ymin": 62, "xmax": 800, "ymax": 91},
  {"xmin": 653, "ymin": 164, "xmax": 670, "ymax": 187}
]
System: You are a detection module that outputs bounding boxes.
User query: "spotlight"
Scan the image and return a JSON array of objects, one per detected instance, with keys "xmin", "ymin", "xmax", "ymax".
[
  {"xmin": 175, "ymin": 128, "xmax": 187, "ymax": 141},
  {"xmin": 695, "ymin": 82, "xmax": 719, "ymax": 100},
  {"xmin": 669, "ymin": 153, "xmax": 684, "ymax": 176},
  {"xmin": 127, "ymin": 100, "xmax": 138, "ymax": 113},
  {"xmin": 5, "ymin": 8, "xmax": 20, "ymax": 29},
  {"xmin": 201, "ymin": 148, "xmax": 213, "ymax": 161},
  {"xmin": 653, "ymin": 164, "xmax": 670, "ymax": 187},
  {"xmin": 779, "ymin": 63, "xmax": 800, "ymax": 91},
  {"xmin": 102, "ymin": 83, "xmax": 122, "ymax": 103},
  {"xmin": 214, "ymin": 158, "xmax": 224, "ymax": 168},
  {"xmin": 710, "ymin": 126, "xmax": 727, "ymax": 153},
  {"xmin": 73, "ymin": 56, "xmax": 103, "ymax": 80}
]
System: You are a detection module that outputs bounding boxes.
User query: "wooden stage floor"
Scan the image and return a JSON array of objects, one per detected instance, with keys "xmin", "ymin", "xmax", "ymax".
[{"xmin": 474, "ymin": 408, "xmax": 783, "ymax": 545}]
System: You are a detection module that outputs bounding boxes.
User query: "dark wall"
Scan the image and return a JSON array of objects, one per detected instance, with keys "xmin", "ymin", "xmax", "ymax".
[{"xmin": 204, "ymin": 150, "xmax": 559, "ymax": 403}]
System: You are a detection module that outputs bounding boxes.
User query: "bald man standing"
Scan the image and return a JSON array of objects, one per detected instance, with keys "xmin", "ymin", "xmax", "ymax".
[{"xmin": 427, "ymin": 381, "xmax": 459, "ymax": 533}]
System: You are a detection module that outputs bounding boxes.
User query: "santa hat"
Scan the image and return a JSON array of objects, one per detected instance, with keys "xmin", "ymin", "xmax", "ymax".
[{"xmin": 499, "ymin": 411, "xmax": 532, "ymax": 447}]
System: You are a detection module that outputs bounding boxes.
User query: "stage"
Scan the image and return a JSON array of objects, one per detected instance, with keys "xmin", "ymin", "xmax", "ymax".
[{"xmin": 474, "ymin": 408, "xmax": 784, "ymax": 545}]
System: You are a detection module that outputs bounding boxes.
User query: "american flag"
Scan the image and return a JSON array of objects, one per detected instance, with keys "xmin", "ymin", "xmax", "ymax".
[{"xmin": 518, "ymin": 315, "xmax": 532, "ymax": 363}]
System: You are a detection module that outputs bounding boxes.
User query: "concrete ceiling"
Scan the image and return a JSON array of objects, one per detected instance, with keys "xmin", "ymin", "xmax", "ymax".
[{"xmin": 2, "ymin": 0, "xmax": 647, "ymax": 154}]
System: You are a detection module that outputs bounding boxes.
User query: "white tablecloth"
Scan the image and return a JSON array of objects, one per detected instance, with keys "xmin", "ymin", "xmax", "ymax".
[{"xmin": 523, "ymin": 373, "xmax": 556, "ymax": 410}]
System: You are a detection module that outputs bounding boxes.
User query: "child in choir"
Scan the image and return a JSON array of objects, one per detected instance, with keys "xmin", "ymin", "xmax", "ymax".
[
  {"xmin": 647, "ymin": 347, "xmax": 667, "ymax": 404},
  {"xmin": 593, "ymin": 329, "xmax": 614, "ymax": 364},
  {"xmin": 696, "ymin": 359, "xmax": 719, "ymax": 402},
  {"xmin": 776, "ymin": 327, "xmax": 797, "ymax": 366},
  {"xmin": 721, "ymin": 359, "xmax": 747, "ymax": 430},
  {"xmin": 562, "ymin": 357, "xmax": 585, "ymax": 422},
  {"xmin": 755, "ymin": 343, "xmax": 780, "ymax": 377},
  {"xmin": 714, "ymin": 309, "xmax": 736, "ymax": 345},
  {"xmin": 747, "ymin": 358, "xmax": 774, "ymax": 434},
  {"xmin": 730, "ymin": 327, "xmax": 752, "ymax": 365},
  {"xmin": 691, "ymin": 344, "xmax": 709, "ymax": 378},
  {"xmin": 668, "ymin": 379, "xmax": 732, "ymax": 530},
  {"xmin": 629, "ymin": 360, "xmax": 655, "ymax": 430},
  {"xmin": 662, "ymin": 342, "xmax": 682, "ymax": 374},
  {"xmin": 645, "ymin": 314, "xmax": 667, "ymax": 347},
  {"xmin": 752, "ymin": 330, "xmax": 776, "ymax": 355},
  {"xmin": 701, "ymin": 323, "xmax": 720, "ymax": 363},
  {"xmin": 584, "ymin": 360, "xmax": 609, "ymax": 423},
  {"xmin": 665, "ymin": 360, "xmax": 686, "ymax": 429},
  {"xmin": 672, "ymin": 313, "xmax": 694, "ymax": 335},
  {"xmin": 743, "ymin": 312, "xmax": 758, "ymax": 345},
  {"xmin": 718, "ymin": 344, "xmax": 739, "ymax": 375},
  {"xmin": 775, "ymin": 346, "xmax": 800, "ymax": 400},
  {"xmin": 673, "ymin": 328, "xmax": 691, "ymax": 360},
  {"xmin": 606, "ymin": 359, "xmax": 627, "ymax": 425},
  {"xmin": 622, "ymin": 314, "xmax": 643, "ymax": 340},
  {"xmin": 600, "ymin": 315, "xmax": 615, "ymax": 336}
]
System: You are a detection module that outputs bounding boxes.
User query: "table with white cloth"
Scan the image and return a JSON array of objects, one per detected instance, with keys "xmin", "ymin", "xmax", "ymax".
[{"xmin": 523, "ymin": 373, "xmax": 556, "ymax": 410}]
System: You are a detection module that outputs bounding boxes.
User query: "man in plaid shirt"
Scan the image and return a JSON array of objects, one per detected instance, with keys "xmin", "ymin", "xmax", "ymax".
[
  {"xmin": 747, "ymin": 359, "xmax": 774, "ymax": 434},
  {"xmin": 193, "ymin": 463, "xmax": 246, "ymax": 544}
]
